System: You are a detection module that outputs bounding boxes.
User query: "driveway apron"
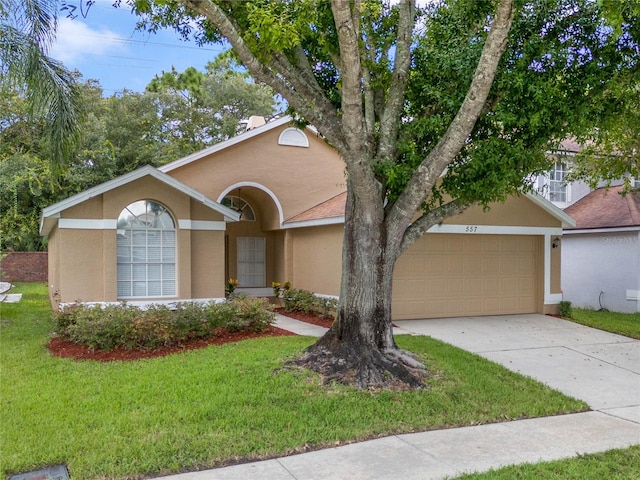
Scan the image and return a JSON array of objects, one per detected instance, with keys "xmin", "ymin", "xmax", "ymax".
[{"xmin": 394, "ymin": 314, "xmax": 640, "ymax": 421}]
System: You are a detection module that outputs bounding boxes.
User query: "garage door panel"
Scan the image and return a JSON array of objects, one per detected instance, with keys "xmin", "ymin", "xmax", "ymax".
[
  {"xmin": 427, "ymin": 256, "xmax": 448, "ymax": 275},
  {"xmin": 393, "ymin": 234, "xmax": 538, "ymax": 320}
]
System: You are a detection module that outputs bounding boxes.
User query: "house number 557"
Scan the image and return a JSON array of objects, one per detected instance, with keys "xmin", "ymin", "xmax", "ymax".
[{"xmin": 465, "ymin": 226, "xmax": 478, "ymax": 233}]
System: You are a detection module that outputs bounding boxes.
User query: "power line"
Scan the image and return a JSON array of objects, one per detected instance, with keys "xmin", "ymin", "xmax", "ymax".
[{"xmin": 77, "ymin": 32, "xmax": 225, "ymax": 52}]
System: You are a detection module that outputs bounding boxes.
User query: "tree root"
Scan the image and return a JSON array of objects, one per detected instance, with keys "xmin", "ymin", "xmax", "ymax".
[{"xmin": 286, "ymin": 341, "xmax": 429, "ymax": 390}]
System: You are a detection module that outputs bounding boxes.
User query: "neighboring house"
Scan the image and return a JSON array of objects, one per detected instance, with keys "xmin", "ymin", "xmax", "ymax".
[
  {"xmin": 561, "ymin": 186, "xmax": 640, "ymax": 313},
  {"xmin": 532, "ymin": 139, "xmax": 628, "ymax": 209},
  {"xmin": 40, "ymin": 116, "xmax": 574, "ymax": 319},
  {"xmin": 534, "ymin": 140, "xmax": 640, "ymax": 313}
]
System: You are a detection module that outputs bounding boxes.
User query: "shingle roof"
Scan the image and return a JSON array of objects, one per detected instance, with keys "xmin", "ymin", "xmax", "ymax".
[
  {"xmin": 285, "ymin": 192, "xmax": 347, "ymax": 224},
  {"xmin": 564, "ymin": 185, "xmax": 640, "ymax": 229}
]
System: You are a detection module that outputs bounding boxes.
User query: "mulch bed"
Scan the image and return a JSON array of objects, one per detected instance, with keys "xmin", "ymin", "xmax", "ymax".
[
  {"xmin": 274, "ymin": 308, "xmax": 334, "ymax": 328},
  {"xmin": 47, "ymin": 326, "xmax": 296, "ymax": 362},
  {"xmin": 47, "ymin": 310, "xmax": 332, "ymax": 362}
]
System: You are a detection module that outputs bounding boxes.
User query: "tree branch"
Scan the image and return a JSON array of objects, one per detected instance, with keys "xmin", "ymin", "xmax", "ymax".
[
  {"xmin": 179, "ymin": 0, "xmax": 347, "ymax": 151},
  {"xmin": 388, "ymin": 0, "xmax": 514, "ymax": 241},
  {"xmin": 377, "ymin": 0, "xmax": 415, "ymax": 163},
  {"xmin": 399, "ymin": 200, "xmax": 470, "ymax": 254},
  {"xmin": 331, "ymin": 0, "xmax": 382, "ymax": 202}
]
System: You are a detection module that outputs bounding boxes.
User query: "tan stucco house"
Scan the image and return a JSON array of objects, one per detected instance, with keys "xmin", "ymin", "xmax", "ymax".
[{"xmin": 41, "ymin": 116, "xmax": 574, "ymax": 319}]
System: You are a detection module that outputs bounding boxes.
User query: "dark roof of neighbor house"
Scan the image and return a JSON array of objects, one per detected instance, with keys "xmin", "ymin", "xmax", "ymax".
[{"xmin": 564, "ymin": 185, "xmax": 640, "ymax": 229}]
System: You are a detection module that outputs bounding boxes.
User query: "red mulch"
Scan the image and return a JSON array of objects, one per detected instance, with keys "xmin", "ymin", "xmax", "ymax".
[
  {"xmin": 47, "ymin": 326, "xmax": 296, "ymax": 362},
  {"xmin": 274, "ymin": 308, "xmax": 334, "ymax": 328}
]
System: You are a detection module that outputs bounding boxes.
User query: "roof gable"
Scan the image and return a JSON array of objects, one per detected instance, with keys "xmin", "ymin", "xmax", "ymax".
[
  {"xmin": 282, "ymin": 191, "xmax": 574, "ymax": 229},
  {"xmin": 159, "ymin": 116, "xmax": 297, "ymax": 173},
  {"xmin": 284, "ymin": 192, "xmax": 347, "ymax": 228},
  {"xmin": 40, "ymin": 165, "xmax": 239, "ymax": 236},
  {"xmin": 564, "ymin": 185, "xmax": 640, "ymax": 230}
]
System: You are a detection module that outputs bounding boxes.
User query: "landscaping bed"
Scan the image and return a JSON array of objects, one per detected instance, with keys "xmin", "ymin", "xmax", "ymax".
[
  {"xmin": 47, "ymin": 326, "xmax": 295, "ymax": 362},
  {"xmin": 274, "ymin": 307, "xmax": 334, "ymax": 328}
]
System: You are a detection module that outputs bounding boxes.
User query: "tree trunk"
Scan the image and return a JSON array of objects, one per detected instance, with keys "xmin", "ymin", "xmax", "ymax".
[{"xmin": 288, "ymin": 190, "xmax": 427, "ymax": 389}]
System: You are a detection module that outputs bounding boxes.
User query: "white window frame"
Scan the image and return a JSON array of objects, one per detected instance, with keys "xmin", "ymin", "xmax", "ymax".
[
  {"xmin": 117, "ymin": 200, "xmax": 176, "ymax": 299},
  {"xmin": 237, "ymin": 237, "xmax": 266, "ymax": 287},
  {"xmin": 221, "ymin": 196, "xmax": 255, "ymax": 221},
  {"xmin": 549, "ymin": 160, "xmax": 569, "ymax": 203}
]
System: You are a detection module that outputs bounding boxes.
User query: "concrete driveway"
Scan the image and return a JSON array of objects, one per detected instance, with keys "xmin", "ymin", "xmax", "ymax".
[{"xmin": 394, "ymin": 314, "xmax": 640, "ymax": 422}]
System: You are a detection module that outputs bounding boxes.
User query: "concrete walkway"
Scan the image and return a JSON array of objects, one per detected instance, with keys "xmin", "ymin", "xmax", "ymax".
[{"xmin": 156, "ymin": 314, "xmax": 640, "ymax": 480}]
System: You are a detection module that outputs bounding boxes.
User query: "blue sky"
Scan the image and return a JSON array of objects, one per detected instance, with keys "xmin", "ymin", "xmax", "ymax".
[{"xmin": 50, "ymin": 0, "xmax": 227, "ymax": 95}]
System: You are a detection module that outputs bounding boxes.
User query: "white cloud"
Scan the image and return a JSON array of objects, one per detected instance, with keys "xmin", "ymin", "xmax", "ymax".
[{"xmin": 50, "ymin": 17, "xmax": 125, "ymax": 66}]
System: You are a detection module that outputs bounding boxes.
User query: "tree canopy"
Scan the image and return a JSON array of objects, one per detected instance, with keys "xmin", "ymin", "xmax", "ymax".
[
  {"xmin": 0, "ymin": 56, "xmax": 277, "ymax": 252},
  {"xmin": 0, "ymin": 0, "xmax": 83, "ymax": 170},
  {"xmin": 146, "ymin": 56, "xmax": 276, "ymax": 155}
]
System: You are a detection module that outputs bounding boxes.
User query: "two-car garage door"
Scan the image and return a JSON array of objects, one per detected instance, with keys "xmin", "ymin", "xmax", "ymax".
[{"xmin": 392, "ymin": 234, "xmax": 539, "ymax": 320}]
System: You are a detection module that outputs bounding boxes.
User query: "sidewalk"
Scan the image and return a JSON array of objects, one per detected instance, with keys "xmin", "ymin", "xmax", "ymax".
[{"xmin": 155, "ymin": 314, "xmax": 639, "ymax": 480}]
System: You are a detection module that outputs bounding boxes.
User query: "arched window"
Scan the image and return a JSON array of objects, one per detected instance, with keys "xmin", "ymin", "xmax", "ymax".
[
  {"xmin": 221, "ymin": 196, "xmax": 255, "ymax": 221},
  {"xmin": 278, "ymin": 127, "xmax": 309, "ymax": 147},
  {"xmin": 116, "ymin": 200, "xmax": 176, "ymax": 298}
]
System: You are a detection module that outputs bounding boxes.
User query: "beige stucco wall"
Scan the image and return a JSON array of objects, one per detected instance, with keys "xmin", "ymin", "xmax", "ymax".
[
  {"xmin": 166, "ymin": 125, "xmax": 347, "ymax": 222},
  {"xmin": 449, "ymin": 195, "xmax": 560, "ymax": 226},
  {"xmin": 48, "ymin": 176, "xmax": 227, "ymax": 306},
  {"xmin": 288, "ymin": 224, "xmax": 344, "ymax": 296},
  {"xmin": 47, "ymin": 227, "xmax": 61, "ymax": 309},
  {"xmin": 286, "ymin": 195, "xmax": 564, "ymax": 317}
]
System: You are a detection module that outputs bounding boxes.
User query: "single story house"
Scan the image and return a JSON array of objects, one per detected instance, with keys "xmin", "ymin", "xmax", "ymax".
[
  {"xmin": 41, "ymin": 116, "xmax": 574, "ymax": 319},
  {"xmin": 562, "ymin": 186, "xmax": 640, "ymax": 313}
]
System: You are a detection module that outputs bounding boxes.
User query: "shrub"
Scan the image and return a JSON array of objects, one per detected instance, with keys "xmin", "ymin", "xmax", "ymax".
[
  {"xmin": 52, "ymin": 297, "xmax": 275, "ymax": 351},
  {"xmin": 283, "ymin": 288, "xmax": 337, "ymax": 318},
  {"xmin": 559, "ymin": 301, "xmax": 573, "ymax": 318},
  {"xmin": 227, "ymin": 295, "xmax": 274, "ymax": 332}
]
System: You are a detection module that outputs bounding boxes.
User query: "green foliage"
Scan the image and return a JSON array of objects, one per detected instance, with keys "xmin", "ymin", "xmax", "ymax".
[
  {"xmin": 1, "ymin": 0, "xmax": 83, "ymax": 170},
  {"xmin": 145, "ymin": 55, "xmax": 276, "ymax": 153},
  {"xmin": 395, "ymin": 0, "xmax": 639, "ymax": 210},
  {"xmin": 0, "ymin": 152, "xmax": 58, "ymax": 251},
  {"xmin": 283, "ymin": 288, "xmax": 337, "ymax": 318},
  {"xmin": 53, "ymin": 297, "xmax": 275, "ymax": 351},
  {"xmin": 455, "ymin": 445, "xmax": 640, "ymax": 479},
  {"xmin": 0, "ymin": 52, "xmax": 277, "ymax": 251},
  {"xmin": 559, "ymin": 301, "xmax": 573, "ymax": 319},
  {"xmin": 569, "ymin": 308, "xmax": 640, "ymax": 339}
]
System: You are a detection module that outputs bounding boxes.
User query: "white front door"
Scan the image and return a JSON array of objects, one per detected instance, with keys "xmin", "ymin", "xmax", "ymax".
[{"xmin": 237, "ymin": 237, "xmax": 266, "ymax": 287}]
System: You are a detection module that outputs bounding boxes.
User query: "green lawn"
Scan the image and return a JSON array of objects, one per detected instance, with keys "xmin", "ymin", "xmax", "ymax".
[
  {"xmin": 569, "ymin": 308, "xmax": 640, "ymax": 339},
  {"xmin": 1, "ymin": 283, "xmax": 589, "ymax": 480},
  {"xmin": 453, "ymin": 445, "xmax": 640, "ymax": 479}
]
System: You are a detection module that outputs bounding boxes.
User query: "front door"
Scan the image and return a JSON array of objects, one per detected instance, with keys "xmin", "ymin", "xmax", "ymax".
[{"xmin": 237, "ymin": 237, "xmax": 266, "ymax": 287}]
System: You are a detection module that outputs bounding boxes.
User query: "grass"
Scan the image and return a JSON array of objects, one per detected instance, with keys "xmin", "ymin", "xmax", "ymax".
[
  {"xmin": 1, "ymin": 283, "xmax": 589, "ymax": 480},
  {"xmin": 568, "ymin": 308, "xmax": 640, "ymax": 339},
  {"xmin": 452, "ymin": 444, "xmax": 640, "ymax": 479}
]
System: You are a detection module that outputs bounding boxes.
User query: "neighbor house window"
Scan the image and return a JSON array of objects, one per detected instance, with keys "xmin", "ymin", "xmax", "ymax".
[
  {"xmin": 117, "ymin": 200, "xmax": 176, "ymax": 298},
  {"xmin": 549, "ymin": 160, "xmax": 568, "ymax": 202}
]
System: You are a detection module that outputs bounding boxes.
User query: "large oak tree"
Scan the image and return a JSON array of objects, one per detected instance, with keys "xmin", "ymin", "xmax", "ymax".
[{"xmin": 83, "ymin": 0, "xmax": 636, "ymax": 388}]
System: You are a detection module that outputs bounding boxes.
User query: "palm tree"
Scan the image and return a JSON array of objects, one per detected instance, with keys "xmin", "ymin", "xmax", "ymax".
[{"xmin": 0, "ymin": 0, "xmax": 82, "ymax": 171}]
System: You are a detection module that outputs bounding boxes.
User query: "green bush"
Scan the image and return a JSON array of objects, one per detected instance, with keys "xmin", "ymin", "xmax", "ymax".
[
  {"xmin": 226, "ymin": 294, "xmax": 274, "ymax": 332},
  {"xmin": 283, "ymin": 288, "xmax": 337, "ymax": 318},
  {"xmin": 53, "ymin": 297, "xmax": 275, "ymax": 351},
  {"xmin": 559, "ymin": 301, "xmax": 573, "ymax": 318}
]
